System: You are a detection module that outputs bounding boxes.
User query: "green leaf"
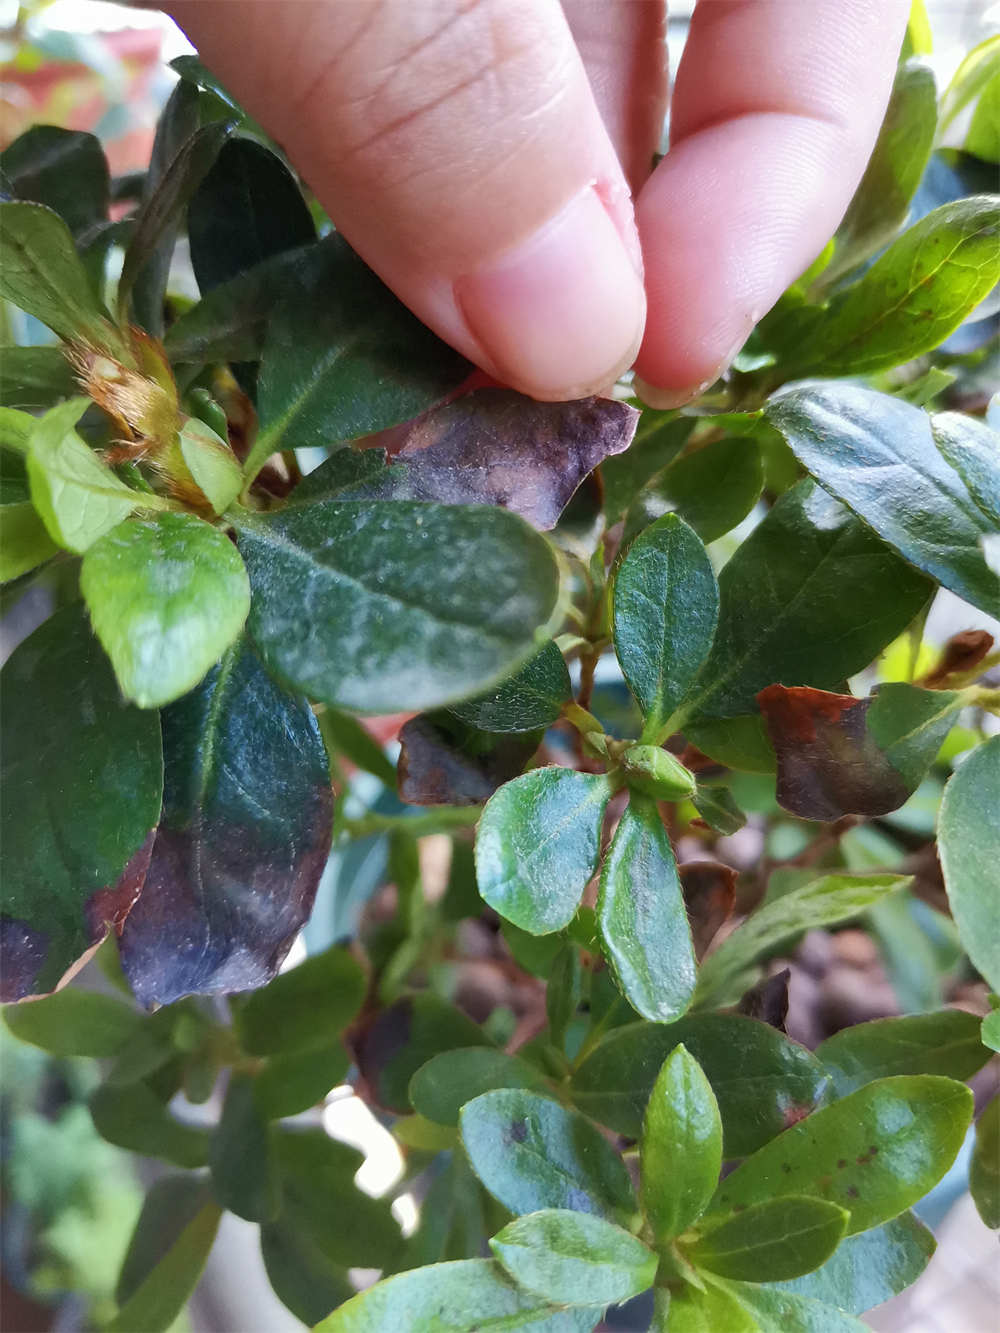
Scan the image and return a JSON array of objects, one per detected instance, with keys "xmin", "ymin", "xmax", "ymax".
[
  {"xmin": 410, "ymin": 1047, "xmax": 550, "ymax": 1126},
  {"xmin": 655, "ymin": 1281, "xmax": 758, "ymax": 1333},
  {"xmin": 253, "ymin": 1044, "xmax": 350, "ymax": 1120},
  {"xmin": 260, "ymin": 1217, "xmax": 353, "ymax": 1327},
  {"xmin": 460, "ymin": 1089, "xmax": 638, "ymax": 1223},
  {"xmin": 1, "ymin": 603, "xmax": 163, "ymax": 1000},
  {"xmin": 0, "ymin": 344, "xmax": 77, "ymax": 409},
  {"xmin": 689, "ymin": 1196, "xmax": 848, "ymax": 1282},
  {"xmin": 188, "ymin": 137, "xmax": 315, "ymax": 293},
  {"xmin": 448, "ymin": 640, "xmax": 571, "ymax": 734},
  {"xmin": 0, "ymin": 500, "xmax": 60, "ymax": 581},
  {"xmin": 177, "ymin": 417, "xmax": 243, "ymax": 515},
  {"xmin": 314, "ymin": 1259, "xmax": 596, "ymax": 1332},
  {"xmin": 816, "ymin": 1010, "xmax": 991, "ymax": 1097},
  {"xmin": 681, "ymin": 481, "xmax": 932, "ymax": 726},
  {"xmin": 970, "ymin": 1097, "xmax": 1000, "ymax": 1229},
  {"xmin": 2, "ymin": 986, "xmax": 140, "ymax": 1056},
  {"xmin": 597, "ymin": 797, "xmax": 696, "ymax": 1022},
  {"xmin": 245, "ymin": 235, "xmax": 470, "ymax": 480},
  {"xmin": 117, "ymin": 639, "xmax": 332, "ymax": 1005},
  {"xmin": 966, "ymin": 69, "xmax": 1000, "ymax": 161},
  {"xmin": 476, "ymin": 769, "xmax": 611, "ymax": 934},
  {"xmin": 932, "ymin": 411, "xmax": 1000, "ymax": 527},
  {"xmin": 236, "ymin": 945, "xmax": 365, "ymax": 1056},
  {"xmin": 90, "ymin": 1079, "xmax": 210, "ymax": 1168},
  {"xmin": 113, "ymin": 1175, "xmax": 221, "ymax": 1333},
  {"xmin": 613, "ymin": 513, "xmax": 718, "ymax": 736},
  {"xmin": 27, "ymin": 398, "xmax": 145, "ymax": 553},
  {"xmin": 490, "ymin": 1209, "xmax": 657, "ymax": 1307},
  {"xmin": 81, "ymin": 511, "xmax": 251, "ymax": 707},
  {"xmin": 692, "ymin": 783, "xmax": 747, "ymax": 836},
  {"xmin": 627, "ymin": 435, "xmax": 764, "ymax": 546},
  {"xmin": 939, "ymin": 34, "xmax": 1000, "ymax": 133},
  {"xmin": 0, "ymin": 201, "xmax": 124, "ymax": 352},
  {"xmin": 696, "ymin": 874, "xmax": 908, "ymax": 1005},
  {"xmin": 939, "ymin": 736, "xmax": 1000, "ymax": 991},
  {"xmin": 982, "ymin": 1009, "xmax": 1000, "ymax": 1053},
  {"xmin": 546, "ymin": 944, "xmax": 582, "ymax": 1051},
  {"xmin": 601, "ymin": 412, "xmax": 695, "ymax": 524},
  {"xmin": 727, "ymin": 1283, "xmax": 869, "ymax": 1331},
  {"xmin": 1, "ymin": 125, "xmax": 110, "ymax": 237},
  {"xmin": 641, "ymin": 1046, "xmax": 722, "ymax": 1243},
  {"xmin": 210, "ymin": 1072, "xmax": 280, "ymax": 1221},
  {"xmin": 707, "ymin": 1076, "xmax": 973, "ymax": 1236},
  {"xmin": 318, "ymin": 708, "xmax": 397, "ymax": 785},
  {"xmin": 767, "ymin": 385, "xmax": 999, "ymax": 615},
  {"xmin": 571, "ymin": 1015, "xmax": 829, "ymax": 1156},
  {"xmin": 236, "ymin": 499, "xmax": 561, "ymax": 713},
  {"xmin": 772, "ymin": 1212, "xmax": 936, "ymax": 1313}
]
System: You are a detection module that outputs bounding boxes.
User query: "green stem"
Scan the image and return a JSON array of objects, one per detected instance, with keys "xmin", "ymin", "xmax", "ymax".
[{"xmin": 341, "ymin": 807, "xmax": 480, "ymax": 839}]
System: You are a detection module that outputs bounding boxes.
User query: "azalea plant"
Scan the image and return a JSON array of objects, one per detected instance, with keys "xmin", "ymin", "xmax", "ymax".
[{"xmin": 1, "ymin": 19, "xmax": 999, "ymax": 1333}]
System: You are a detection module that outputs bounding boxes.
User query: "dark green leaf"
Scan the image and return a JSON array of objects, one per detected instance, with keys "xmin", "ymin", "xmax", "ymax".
[
  {"xmin": 1, "ymin": 125, "xmax": 109, "ymax": 236},
  {"xmin": 81, "ymin": 512, "xmax": 251, "ymax": 707},
  {"xmin": 773, "ymin": 1213, "xmax": 935, "ymax": 1313},
  {"xmin": 490, "ymin": 1209, "xmax": 656, "ymax": 1307},
  {"xmin": 970, "ymin": 1097, "xmax": 1000, "ymax": 1229},
  {"xmin": 1, "ymin": 603, "xmax": 162, "ymax": 1000},
  {"xmin": 245, "ymin": 235, "xmax": 471, "ymax": 479},
  {"xmin": 90, "ymin": 1079, "xmax": 210, "ymax": 1168},
  {"xmin": 448, "ymin": 640, "xmax": 571, "ymax": 734},
  {"xmin": 260, "ymin": 1217, "xmax": 353, "ymax": 1326},
  {"xmin": 939, "ymin": 735, "xmax": 1000, "ymax": 991},
  {"xmin": 113, "ymin": 1175, "xmax": 221, "ymax": 1333},
  {"xmin": 460, "ymin": 1089, "xmax": 638, "ymax": 1223},
  {"xmin": 319, "ymin": 708, "xmax": 397, "ymax": 785},
  {"xmin": 613, "ymin": 513, "xmax": 718, "ymax": 736},
  {"xmin": 118, "ymin": 639, "xmax": 332, "ymax": 1005},
  {"xmin": 816, "ymin": 1010, "xmax": 991, "ymax": 1097},
  {"xmin": 641, "ymin": 1045, "xmax": 722, "ymax": 1242},
  {"xmin": 253, "ymin": 1043, "xmax": 350, "ymax": 1120},
  {"xmin": 695, "ymin": 874, "xmax": 908, "ymax": 1005},
  {"xmin": 597, "ymin": 797, "xmax": 696, "ymax": 1022},
  {"xmin": 397, "ymin": 711, "xmax": 541, "ymax": 807},
  {"xmin": 236, "ymin": 945, "xmax": 364, "ymax": 1056},
  {"xmin": 3, "ymin": 986, "xmax": 140, "ymax": 1056},
  {"xmin": 689, "ymin": 1196, "xmax": 848, "ymax": 1282},
  {"xmin": 932, "ymin": 411, "xmax": 1000, "ymax": 526},
  {"xmin": 188, "ymin": 137, "xmax": 315, "ymax": 292},
  {"xmin": 476, "ymin": 769, "xmax": 611, "ymax": 934},
  {"xmin": 236, "ymin": 499, "xmax": 561, "ymax": 713},
  {"xmin": 571, "ymin": 1014, "xmax": 829, "ymax": 1156},
  {"xmin": 546, "ymin": 945, "xmax": 582, "ymax": 1051},
  {"xmin": 768, "ymin": 385, "xmax": 999, "ymax": 615},
  {"xmin": 314, "ymin": 1259, "xmax": 596, "ymax": 1332},
  {"xmin": 601, "ymin": 412, "xmax": 696, "ymax": 523},
  {"xmin": 0, "ymin": 345, "xmax": 76, "ymax": 409},
  {"xmin": 707, "ymin": 1076, "xmax": 973, "ymax": 1236},
  {"xmin": 627, "ymin": 435, "xmax": 764, "ymax": 546},
  {"xmin": 210, "ymin": 1072, "xmax": 280, "ymax": 1221},
  {"xmin": 727, "ymin": 1283, "xmax": 869, "ymax": 1331},
  {"xmin": 759, "ymin": 682, "xmax": 962, "ymax": 821},
  {"xmin": 410, "ymin": 1047, "xmax": 550, "ymax": 1126},
  {"xmin": 691, "ymin": 785, "xmax": 747, "ymax": 836}
]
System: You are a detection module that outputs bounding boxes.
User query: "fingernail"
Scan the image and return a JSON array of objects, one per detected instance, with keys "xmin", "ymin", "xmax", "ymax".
[
  {"xmin": 633, "ymin": 376, "xmax": 710, "ymax": 411},
  {"xmin": 454, "ymin": 185, "xmax": 646, "ymax": 401}
]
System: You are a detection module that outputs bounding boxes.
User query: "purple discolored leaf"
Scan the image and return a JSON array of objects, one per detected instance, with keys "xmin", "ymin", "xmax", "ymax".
[
  {"xmin": 397, "ymin": 713, "xmax": 541, "ymax": 807},
  {"xmin": 679, "ymin": 860, "xmax": 737, "ymax": 961}
]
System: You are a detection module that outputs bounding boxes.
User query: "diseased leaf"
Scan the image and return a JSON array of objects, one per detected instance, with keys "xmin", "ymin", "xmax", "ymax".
[
  {"xmin": 397, "ymin": 711, "xmax": 540, "ymax": 807},
  {"xmin": 932, "ymin": 411, "xmax": 1000, "ymax": 526},
  {"xmin": 613, "ymin": 513, "xmax": 718, "ymax": 737},
  {"xmin": 448, "ymin": 640, "xmax": 571, "ymax": 734},
  {"xmin": 489, "ymin": 1209, "xmax": 657, "ymax": 1307},
  {"xmin": 680, "ymin": 861, "xmax": 737, "ymax": 960},
  {"xmin": 90, "ymin": 1079, "xmax": 210, "ymax": 1168},
  {"xmin": 2, "ymin": 986, "xmax": 140, "ymax": 1056},
  {"xmin": 758, "ymin": 683, "xmax": 961, "ymax": 820},
  {"xmin": 597, "ymin": 797, "xmax": 696, "ymax": 1022},
  {"xmin": 260, "ymin": 1217, "xmax": 353, "ymax": 1327},
  {"xmin": 476, "ymin": 769, "xmax": 611, "ymax": 934},
  {"xmin": 816, "ymin": 1011, "xmax": 991, "ymax": 1097},
  {"xmin": 236, "ymin": 499, "xmax": 561, "ymax": 714},
  {"xmin": 641, "ymin": 1046, "xmax": 722, "ymax": 1243},
  {"xmin": 210, "ymin": 1072, "xmax": 280, "ymax": 1221},
  {"xmin": 939, "ymin": 735, "xmax": 1000, "ymax": 991},
  {"xmin": 0, "ymin": 345, "xmax": 77, "ymax": 410},
  {"xmin": 689, "ymin": 1196, "xmax": 849, "ymax": 1282},
  {"xmin": 118, "ymin": 639, "xmax": 332, "ymax": 1005},
  {"xmin": 626, "ymin": 435, "xmax": 764, "ymax": 546},
  {"xmin": 773, "ymin": 1213, "xmax": 936, "ymax": 1313},
  {"xmin": 460, "ymin": 1089, "xmax": 638, "ymax": 1223},
  {"xmin": 1, "ymin": 604, "xmax": 162, "ymax": 1001},
  {"xmin": 571, "ymin": 1015, "xmax": 829, "ymax": 1157},
  {"xmin": 707, "ymin": 1076, "xmax": 973, "ymax": 1236},
  {"xmin": 81, "ymin": 512, "xmax": 251, "ymax": 708},
  {"xmin": 970, "ymin": 1097, "xmax": 1000, "ymax": 1229},
  {"xmin": 767, "ymin": 384, "xmax": 999, "ymax": 615}
]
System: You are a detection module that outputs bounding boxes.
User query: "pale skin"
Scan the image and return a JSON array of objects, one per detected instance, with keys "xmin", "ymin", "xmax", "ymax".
[{"xmin": 163, "ymin": 0, "xmax": 910, "ymax": 404}]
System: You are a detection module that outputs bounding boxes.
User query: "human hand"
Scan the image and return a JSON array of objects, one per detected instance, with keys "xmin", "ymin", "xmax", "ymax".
[{"xmin": 163, "ymin": 0, "xmax": 909, "ymax": 404}]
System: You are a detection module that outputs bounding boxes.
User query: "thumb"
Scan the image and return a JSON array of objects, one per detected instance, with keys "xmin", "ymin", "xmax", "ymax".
[{"xmin": 166, "ymin": 0, "xmax": 646, "ymax": 401}]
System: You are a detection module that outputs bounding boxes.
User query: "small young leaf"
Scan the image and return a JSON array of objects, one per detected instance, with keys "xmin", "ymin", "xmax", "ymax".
[
  {"xmin": 81, "ymin": 512, "xmax": 251, "ymax": 708},
  {"xmin": 655, "ymin": 1281, "xmax": 758, "ymax": 1333},
  {"xmin": 1, "ymin": 125, "xmax": 110, "ymax": 237},
  {"xmin": 931, "ymin": 411, "xmax": 1000, "ymax": 526},
  {"xmin": 970, "ymin": 1097, "xmax": 1000, "ymax": 1229},
  {"xmin": 620, "ymin": 745, "xmax": 695, "ymax": 802},
  {"xmin": 2, "ymin": 986, "xmax": 140, "ymax": 1056},
  {"xmin": 476, "ymin": 769, "xmax": 611, "ymax": 934},
  {"xmin": 210, "ymin": 1072, "xmax": 280, "ymax": 1221},
  {"xmin": 816, "ymin": 1010, "xmax": 991, "ymax": 1097},
  {"xmin": 460, "ymin": 1089, "xmax": 638, "ymax": 1223},
  {"xmin": 260, "ymin": 1217, "xmax": 353, "ymax": 1327},
  {"xmin": 90, "ymin": 1079, "xmax": 210, "ymax": 1168},
  {"xmin": 641, "ymin": 1046, "xmax": 723, "ymax": 1243},
  {"xmin": 177, "ymin": 417, "xmax": 243, "ymax": 515},
  {"xmin": 236, "ymin": 945, "xmax": 365, "ymax": 1056},
  {"xmin": 691, "ymin": 785, "xmax": 747, "ymax": 836},
  {"xmin": 236, "ymin": 499, "xmax": 561, "ymax": 714},
  {"xmin": 411, "ymin": 1048, "xmax": 551, "ymax": 1127},
  {"xmin": 707, "ymin": 1076, "xmax": 973, "ymax": 1236},
  {"xmin": 939, "ymin": 735, "xmax": 1000, "ymax": 991},
  {"xmin": 689, "ymin": 1196, "xmax": 849, "ymax": 1283},
  {"xmin": 768, "ymin": 384, "xmax": 999, "ymax": 616},
  {"xmin": 448, "ymin": 640, "xmax": 571, "ymax": 734},
  {"xmin": 938, "ymin": 33, "xmax": 1000, "ymax": 132},
  {"xmin": 627, "ymin": 435, "xmax": 764, "ymax": 546},
  {"xmin": 613, "ymin": 512, "xmax": 718, "ymax": 736},
  {"xmin": 597, "ymin": 797, "xmax": 696, "ymax": 1023},
  {"xmin": 397, "ymin": 711, "xmax": 541, "ymax": 807},
  {"xmin": 489, "ymin": 1209, "xmax": 657, "ymax": 1307},
  {"xmin": 695, "ymin": 874, "xmax": 908, "ymax": 1005}
]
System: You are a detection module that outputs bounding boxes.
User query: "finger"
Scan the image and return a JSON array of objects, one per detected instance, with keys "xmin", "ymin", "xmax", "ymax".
[
  {"xmin": 165, "ymin": 0, "xmax": 645, "ymax": 401},
  {"xmin": 633, "ymin": 0, "xmax": 909, "ymax": 405}
]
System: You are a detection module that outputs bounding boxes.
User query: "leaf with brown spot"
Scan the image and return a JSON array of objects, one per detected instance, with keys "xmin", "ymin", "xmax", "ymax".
[
  {"xmin": 679, "ymin": 861, "xmax": 737, "ymax": 960},
  {"xmin": 397, "ymin": 713, "xmax": 542, "ymax": 807},
  {"xmin": 758, "ymin": 682, "xmax": 962, "ymax": 821},
  {"xmin": 919, "ymin": 628, "xmax": 994, "ymax": 687}
]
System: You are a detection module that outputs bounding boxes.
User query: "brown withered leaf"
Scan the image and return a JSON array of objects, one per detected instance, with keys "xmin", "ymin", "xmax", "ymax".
[
  {"xmin": 679, "ymin": 861, "xmax": 737, "ymax": 960},
  {"xmin": 397, "ymin": 713, "xmax": 541, "ymax": 807},
  {"xmin": 757, "ymin": 682, "xmax": 961, "ymax": 822},
  {"xmin": 919, "ymin": 628, "xmax": 994, "ymax": 687},
  {"xmin": 736, "ymin": 968, "xmax": 790, "ymax": 1032}
]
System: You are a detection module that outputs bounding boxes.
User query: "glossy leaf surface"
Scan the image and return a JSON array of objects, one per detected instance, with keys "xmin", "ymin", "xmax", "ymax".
[
  {"xmin": 689, "ymin": 1196, "xmax": 849, "ymax": 1282},
  {"xmin": 816, "ymin": 1010, "xmax": 991, "ymax": 1097},
  {"xmin": 774, "ymin": 1212, "xmax": 936, "ymax": 1313},
  {"xmin": 627, "ymin": 435, "xmax": 764, "ymax": 546},
  {"xmin": 448, "ymin": 640, "xmax": 571, "ymax": 733},
  {"xmin": 641, "ymin": 1045, "xmax": 722, "ymax": 1242},
  {"xmin": 931, "ymin": 411, "xmax": 1000, "ymax": 526},
  {"xmin": 410, "ymin": 1047, "xmax": 550, "ymax": 1127},
  {"xmin": 939, "ymin": 736, "xmax": 1000, "ymax": 991}
]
